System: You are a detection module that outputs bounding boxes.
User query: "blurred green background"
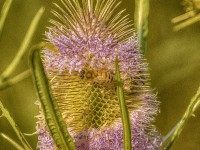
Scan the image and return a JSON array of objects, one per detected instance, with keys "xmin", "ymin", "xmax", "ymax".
[{"xmin": 0, "ymin": 0, "xmax": 200, "ymax": 149}]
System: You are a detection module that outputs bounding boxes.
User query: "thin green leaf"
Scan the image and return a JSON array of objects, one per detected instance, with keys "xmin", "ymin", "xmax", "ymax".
[
  {"xmin": 0, "ymin": 133, "xmax": 24, "ymax": 150},
  {"xmin": 30, "ymin": 45, "xmax": 75, "ymax": 150},
  {"xmin": 115, "ymin": 53, "xmax": 132, "ymax": 150},
  {"xmin": 0, "ymin": 0, "xmax": 13, "ymax": 36},
  {"xmin": 134, "ymin": 0, "xmax": 149, "ymax": 54},
  {"xmin": 0, "ymin": 7, "xmax": 45, "ymax": 81},
  {"xmin": 0, "ymin": 100, "xmax": 32, "ymax": 150},
  {"xmin": 164, "ymin": 86, "xmax": 200, "ymax": 150}
]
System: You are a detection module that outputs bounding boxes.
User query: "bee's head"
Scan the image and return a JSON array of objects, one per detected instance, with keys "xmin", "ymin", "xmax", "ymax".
[{"xmin": 80, "ymin": 69, "xmax": 93, "ymax": 79}]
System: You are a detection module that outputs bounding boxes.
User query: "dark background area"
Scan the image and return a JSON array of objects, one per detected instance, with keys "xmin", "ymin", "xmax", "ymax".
[{"xmin": 0, "ymin": 0, "xmax": 200, "ymax": 149}]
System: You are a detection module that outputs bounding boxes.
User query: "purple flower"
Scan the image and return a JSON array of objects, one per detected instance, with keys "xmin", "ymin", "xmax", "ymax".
[{"xmin": 36, "ymin": 0, "xmax": 162, "ymax": 149}]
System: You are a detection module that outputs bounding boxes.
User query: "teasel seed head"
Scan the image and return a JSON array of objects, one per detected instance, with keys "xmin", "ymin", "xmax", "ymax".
[{"xmin": 36, "ymin": 0, "xmax": 162, "ymax": 149}]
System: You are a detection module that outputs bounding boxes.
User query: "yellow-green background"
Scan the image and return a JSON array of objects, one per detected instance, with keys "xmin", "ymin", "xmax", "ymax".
[{"xmin": 0, "ymin": 0, "xmax": 200, "ymax": 149}]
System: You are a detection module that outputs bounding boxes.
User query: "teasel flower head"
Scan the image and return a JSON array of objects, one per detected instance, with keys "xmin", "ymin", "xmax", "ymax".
[{"xmin": 36, "ymin": 0, "xmax": 162, "ymax": 149}]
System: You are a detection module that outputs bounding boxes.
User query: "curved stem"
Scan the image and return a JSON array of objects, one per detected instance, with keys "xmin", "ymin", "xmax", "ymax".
[
  {"xmin": 0, "ymin": 7, "xmax": 45, "ymax": 81},
  {"xmin": 0, "ymin": 100, "xmax": 32, "ymax": 150},
  {"xmin": 0, "ymin": 133, "xmax": 24, "ymax": 150},
  {"xmin": 0, "ymin": 0, "xmax": 13, "ymax": 36},
  {"xmin": 164, "ymin": 86, "xmax": 200, "ymax": 150}
]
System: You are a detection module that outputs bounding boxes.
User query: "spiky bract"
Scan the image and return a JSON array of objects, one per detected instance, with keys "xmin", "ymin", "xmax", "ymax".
[{"xmin": 36, "ymin": 0, "xmax": 162, "ymax": 149}]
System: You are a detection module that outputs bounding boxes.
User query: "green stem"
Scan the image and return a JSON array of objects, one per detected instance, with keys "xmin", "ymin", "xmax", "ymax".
[
  {"xmin": 0, "ymin": 7, "xmax": 45, "ymax": 81},
  {"xmin": 134, "ymin": 0, "xmax": 149, "ymax": 54},
  {"xmin": 164, "ymin": 86, "xmax": 200, "ymax": 150},
  {"xmin": 0, "ymin": 133, "xmax": 24, "ymax": 150},
  {"xmin": 173, "ymin": 13, "xmax": 200, "ymax": 31},
  {"xmin": 30, "ymin": 45, "xmax": 75, "ymax": 150},
  {"xmin": 0, "ymin": 100, "xmax": 32, "ymax": 150},
  {"xmin": 0, "ymin": 0, "xmax": 13, "ymax": 36},
  {"xmin": 115, "ymin": 54, "xmax": 132, "ymax": 150},
  {"xmin": 0, "ymin": 69, "xmax": 31, "ymax": 90}
]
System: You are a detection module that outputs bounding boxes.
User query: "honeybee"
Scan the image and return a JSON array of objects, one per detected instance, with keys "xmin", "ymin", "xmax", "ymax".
[{"xmin": 79, "ymin": 69, "xmax": 115, "ymax": 84}]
